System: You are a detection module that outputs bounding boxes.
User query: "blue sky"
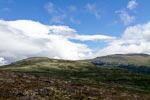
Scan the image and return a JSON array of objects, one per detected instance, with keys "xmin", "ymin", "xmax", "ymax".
[
  {"xmin": 1, "ymin": 0, "xmax": 148, "ymax": 36},
  {"xmin": 0, "ymin": 0, "xmax": 150, "ymax": 36},
  {"xmin": 0, "ymin": 0, "xmax": 150, "ymax": 64}
]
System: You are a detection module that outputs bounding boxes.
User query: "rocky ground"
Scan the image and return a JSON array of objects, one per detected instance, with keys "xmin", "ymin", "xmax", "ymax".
[{"xmin": 0, "ymin": 70, "xmax": 150, "ymax": 100}]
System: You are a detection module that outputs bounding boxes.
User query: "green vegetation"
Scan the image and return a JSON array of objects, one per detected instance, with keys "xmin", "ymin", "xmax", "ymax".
[
  {"xmin": 0, "ymin": 71, "xmax": 149, "ymax": 100},
  {"xmin": 86, "ymin": 54, "xmax": 150, "ymax": 73},
  {"xmin": 1, "ymin": 57, "xmax": 150, "ymax": 94},
  {"xmin": 86, "ymin": 54, "xmax": 150, "ymax": 67}
]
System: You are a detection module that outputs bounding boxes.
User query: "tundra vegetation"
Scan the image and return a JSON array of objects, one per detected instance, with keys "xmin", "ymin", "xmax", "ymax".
[{"xmin": 0, "ymin": 55, "xmax": 150, "ymax": 100}]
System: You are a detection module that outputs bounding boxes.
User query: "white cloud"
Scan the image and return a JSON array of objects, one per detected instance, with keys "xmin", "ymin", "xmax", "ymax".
[
  {"xmin": 45, "ymin": 2, "xmax": 80, "ymax": 24},
  {"xmin": 71, "ymin": 35, "xmax": 116, "ymax": 41},
  {"xmin": 127, "ymin": 0, "xmax": 138, "ymax": 10},
  {"xmin": 2, "ymin": 19, "xmax": 149, "ymax": 63},
  {"xmin": 86, "ymin": 3, "xmax": 100, "ymax": 19},
  {"xmin": 0, "ymin": 20, "xmax": 115, "ymax": 63},
  {"xmin": 122, "ymin": 22, "xmax": 150, "ymax": 43},
  {"xmin": 50, "ymin": 14, "xmax": 66, "ymax": 24},
  {"xmin": 44, "ymin": 2, "xmax": 55, "ymax": 14},
  {"xmin": 0, "ymin": 20, "xmax": 91, "ymax": 62},
  {"xmin": 49, "ymin": 25, "xmax": 76, "ymax": 35},
  {"xmin": 1, "ymin": 19, "xmax": 149, "ymax": 63},
  {"xmin": 98, "ymin": 22, "xmax": 150, "ymax": 56},
  {"xmin": 45, "ymin": 2, "xmax": 66, "ymax": 24},
  {"xmin": 0, "ymin": 57, "xmax": 7, "ymax": 66},
  {"xmin": 116, "ymin": 10, "xmax": 135, "ymax": 25}
]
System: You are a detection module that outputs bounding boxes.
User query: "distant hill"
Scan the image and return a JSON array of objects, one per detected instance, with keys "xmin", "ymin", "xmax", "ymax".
[
  {"xmin": 1, "ymin": 57, "xmax": 92, "ymax": 71},
  {"xmin": 86, "ymin": 53, "xmax": 150, "ymax": 73}
]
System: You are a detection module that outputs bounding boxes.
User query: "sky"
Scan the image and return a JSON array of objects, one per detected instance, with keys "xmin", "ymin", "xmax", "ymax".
[{"xmin": 0, "ymin": 0, "xmax": 150, "ymax": 65}]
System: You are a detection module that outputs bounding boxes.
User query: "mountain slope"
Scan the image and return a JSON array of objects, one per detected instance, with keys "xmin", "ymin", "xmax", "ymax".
[
  {"xmin": 1, "ymin": 57, "xmax": 91, "ymax": 71},
  {"xmin": 85, "ymin": 54, "xmax": 150, "ymax": 74},
  {"xmin": 87, "ymin": 54, "xmax": 150, "ymax": 67},
  {"xmin": 1, "ymin": 57, "xmax": 150, "ymax": 94}
]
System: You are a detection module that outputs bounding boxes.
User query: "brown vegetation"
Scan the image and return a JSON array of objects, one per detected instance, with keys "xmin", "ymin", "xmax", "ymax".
[{"xmin": 0, "ymin": 70, "xmax": 150, "ymax": 100}]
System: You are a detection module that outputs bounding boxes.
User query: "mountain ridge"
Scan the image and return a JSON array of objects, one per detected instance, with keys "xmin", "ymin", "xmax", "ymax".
[{"xmin": 86, "ymin": 53, "xmax": 150, "ymax": 66}]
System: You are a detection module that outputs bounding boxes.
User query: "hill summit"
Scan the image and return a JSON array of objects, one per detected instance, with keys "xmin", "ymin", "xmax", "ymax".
[{"xmin": 87, "ymin": 53, "xmax": 150, "ymax": 67}]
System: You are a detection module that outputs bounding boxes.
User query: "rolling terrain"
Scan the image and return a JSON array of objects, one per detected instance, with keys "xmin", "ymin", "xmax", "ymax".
[
  {"xmin": 86, "ymin": 54, "xmax": 150, "ymax": 73},
  {"xmin": 0, "ymin": 55, "xmax": 150, "ymax": 99},
  {"xmin": 0, "ymin": 70, "xmax": 150, "ymax": 100}
]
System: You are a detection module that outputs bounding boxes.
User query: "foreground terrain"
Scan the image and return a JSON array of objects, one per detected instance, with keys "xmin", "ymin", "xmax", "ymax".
[
  {"xmin": 0, "ymin": 56, "xmax": 150, "ymax": 99},
  {"xmin": 0, "ymin": 70, "xmax": 150, "ymax": 100}
]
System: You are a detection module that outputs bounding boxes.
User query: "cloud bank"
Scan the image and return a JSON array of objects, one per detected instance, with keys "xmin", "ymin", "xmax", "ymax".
[
  {"xmin": 98, "ymin": 22, "xmax": 150, "ymax": 56},
  {"xmin": 0, "ymin": 19, "xmax": 150, "ymax": 64},
  {"xmin": 0, "ymin": 20, "xmax": 114, "ymax": 64}
]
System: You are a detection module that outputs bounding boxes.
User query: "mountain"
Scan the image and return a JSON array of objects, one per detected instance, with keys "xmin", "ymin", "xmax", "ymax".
[
  {"xmin": 85, "ymin": 53, "xmax": 150, "ymax": 73},
  {"xmin": 1, "ymin": 56, "xmax": 150, "ymax": 97},
  {"xmin": 1, "ymin": 57, "xmax": 92, "ymax": 72},
  {"xmin": 86, "ymin": 53, "xmax": 150, "ymax": 66}
]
